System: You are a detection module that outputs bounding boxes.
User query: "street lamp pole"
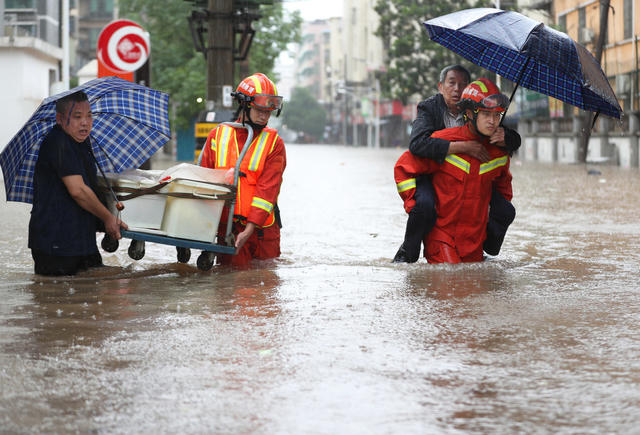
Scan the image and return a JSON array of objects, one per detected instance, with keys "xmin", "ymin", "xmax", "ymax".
[{"xmin": 374, "ymin": 78, "xmax": 380, "ymax": 148}]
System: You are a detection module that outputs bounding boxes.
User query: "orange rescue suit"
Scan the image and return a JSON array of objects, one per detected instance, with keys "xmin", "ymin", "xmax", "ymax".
[
  {"xmin": 201, "ymin": 123, "xmax": 286, "ymax": 266},
  {"xmin": 394, "ymin": 124, "xmax": 513, "ymax": 263}
]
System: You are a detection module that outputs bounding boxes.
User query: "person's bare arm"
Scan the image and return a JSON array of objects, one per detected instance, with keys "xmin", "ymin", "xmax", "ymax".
[
  {"xmin": 62, "ymin": 175, "xmax": 127, "ymax": 240},
  {"xmin": 235, "ymin": 222, "xmax": 256, "ymax": 250}
]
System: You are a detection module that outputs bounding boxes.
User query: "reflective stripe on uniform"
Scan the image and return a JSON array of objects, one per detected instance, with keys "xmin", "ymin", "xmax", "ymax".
[
  {"xmin": 269, "ymin": 134, "xmax": 280, "ymax": 154},
  {"xmin": 479, "ymin": 155, "xmax": 508, "ymax": 174},
  {"xmin": 445, "ymin": 154, "xmax": 471, "ymax": 173},
  {"xmin": 249, "ymin": 131, "xmax": 271, "ymax": 171},
  {"xmin": 251, "ymin": 196, "xmax": 273, "ymax": 213},
  {"xmin": 216, "ymin": 126, "xmax": 233, "ymax": 167},
  {"xmin": 396, "ymin": 178, "xmax": 416, "ymax": 193}
]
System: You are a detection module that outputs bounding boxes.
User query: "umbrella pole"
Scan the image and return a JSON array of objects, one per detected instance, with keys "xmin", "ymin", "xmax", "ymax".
[
  {"xmin": 501, "ymin": 57, "xmax": 530, "ymax": 126},
  {"xmin": 501, "ymin": 82, "xmax": 519, "ymax": 127},
  {"xmin": 89, "ymin": 139, "xmax": 123, "ymax": 212}
]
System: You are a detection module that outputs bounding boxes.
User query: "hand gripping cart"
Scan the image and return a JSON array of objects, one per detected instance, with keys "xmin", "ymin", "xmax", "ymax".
[{"xmin": 100, "ymin": 122, "xmax": 253, "ymax": 271}]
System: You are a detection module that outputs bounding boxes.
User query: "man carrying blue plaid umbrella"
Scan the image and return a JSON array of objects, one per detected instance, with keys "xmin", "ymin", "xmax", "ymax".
[{"xmin": 28, "ymin": 91, "xmax": 128, "ymax": 276}]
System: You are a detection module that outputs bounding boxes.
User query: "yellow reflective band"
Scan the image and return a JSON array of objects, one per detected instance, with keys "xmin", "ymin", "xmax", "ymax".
[
  {"xmin": 472, "ymin": 80, "xmax": 488, "ymax": 93},
  {"xmin": 445, "ymin": 154, "xmax": 471, "ymax": 173},
  {"xmin": 269, "ymin": 134, "xmax": 280, "ymax": 154},
  {"xmin": 250, "ymin": 75, "xmax": 263, "ymax": 94},
  {"xmin": 249, "ymin": 131, "xmax": 271, "ymax": 171},
  {"xmin": 251, "ymin": 196, "xmax": 273, "ymax": 213},
  {"xmin": 217, "ymin": 126, "xmax": 233, "ymax": 167},
  {"xmin": 479, "ymin": 155, "xmax": 508, "ymax": 174},
  {"xmin": 396, "ymin": 178, "xmax": 416, "ymax": 193}
]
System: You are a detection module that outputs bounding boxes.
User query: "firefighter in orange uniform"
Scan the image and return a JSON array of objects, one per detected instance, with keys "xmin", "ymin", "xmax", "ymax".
[
  {"xmin": 394, "ymin": 78, "xmax": 513, "ymax": 263},
  {"xmin": 200, "ymin": 73, "xmax": 286, "ymax": 267}
]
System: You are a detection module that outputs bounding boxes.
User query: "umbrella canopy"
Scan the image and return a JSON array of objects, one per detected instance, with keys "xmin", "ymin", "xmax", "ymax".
[
  {"xmin": 424, "ymin": 8, "xmax": 622, "ymax": 119},
  {"xmin": 0, "ymin": 76, "xmax": 170, "ymax": 203}
]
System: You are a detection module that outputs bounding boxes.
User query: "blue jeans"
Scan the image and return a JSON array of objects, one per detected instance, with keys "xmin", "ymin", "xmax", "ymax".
[{"xmin": 400, "ymin": 176, "xmax": 515, "ymax": 260}]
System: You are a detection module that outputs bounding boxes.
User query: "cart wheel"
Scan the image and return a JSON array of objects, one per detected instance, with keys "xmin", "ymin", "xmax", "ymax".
[
  {"xmin": 127, "ymin": 240, "xmax": 145, "ymax": 260},
  {"xmin": 101, "ymin": 234, "xmax": 119, "ymax": 253},
  {"xmin": 176, "ymin": 247, "xmax": 191, "ymax": 263},
  {"xmin": 196, "ymin": 252, "xmax": 215, "ymax": 271}
]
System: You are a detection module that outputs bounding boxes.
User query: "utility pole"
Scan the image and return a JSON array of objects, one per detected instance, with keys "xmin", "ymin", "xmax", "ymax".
[
  {"xmin": 207, "ymin": 0, "xmax": 234, "ymax": 108},
  {"xmin": 578, "ymin": 0, "xmax": 610, "ymax": 163}
]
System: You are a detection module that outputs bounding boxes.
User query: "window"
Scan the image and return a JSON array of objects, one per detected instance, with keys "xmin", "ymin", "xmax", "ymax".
[
  {"xmin": 623, "ymin": 0, "xmax": 632, "ymax": 40},
  {"xmin": 6, "ymin": 0, "xmax": 37, "ymax": 8},
  {"xmin": 89, "ymin": 27, "xmax": 101, "ymax": 50},
  {"xmin": 558, "ymin": 15, "xmax": 567, "ymax": 34},
  {"xmin": 90, "ymin": 0, "xmax": 114, "ymax": 16},
  {"xmin": 578, "ymin": 7, "xmax": 585, "ymax": 31}
]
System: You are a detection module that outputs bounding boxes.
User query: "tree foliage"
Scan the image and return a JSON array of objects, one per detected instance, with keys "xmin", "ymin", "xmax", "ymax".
[
  {"xmin": 117, "ymin": 0, "xmax": 301, "ymax": 130},
  {"xmin": 374, "ymin": 0, "xmax": 494, "ymax": 102},
  {"xmin": 246, "ymin": 4, "xmax": 302, "ymax": 83},
  {"xmin": 282, "ymin": 87, "xmax": 326, "ymax": 141}
]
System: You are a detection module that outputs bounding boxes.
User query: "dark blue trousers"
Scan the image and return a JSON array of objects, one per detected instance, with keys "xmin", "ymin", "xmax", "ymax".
[{"xmin": 401, "ymin": 176, "xmax": 515, "ymax": 260}]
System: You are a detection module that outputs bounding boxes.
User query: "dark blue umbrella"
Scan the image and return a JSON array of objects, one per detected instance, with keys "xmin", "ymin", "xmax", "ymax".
[
  {"xmin": 424, "ymin": 8, "xmax": 622, "ymax": 119},
  {"xmin": 0, "ymin": 76, "xmax": 170, "ymax": 204}
]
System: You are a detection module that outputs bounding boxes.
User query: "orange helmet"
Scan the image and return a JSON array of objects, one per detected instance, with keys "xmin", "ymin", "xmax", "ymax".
[
  {"xmin": 233, "ymin": 73, "xmax": 283, "ymax": 114},
  {"xmin": 458, "ymin": 78, "xmax": 509, "ymax": 113}
]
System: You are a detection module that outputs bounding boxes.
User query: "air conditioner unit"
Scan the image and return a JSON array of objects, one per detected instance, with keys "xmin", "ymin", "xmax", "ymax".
[
  {"xmin": 578, "ymin": 28, "xmax": 595, "ymax": 44},
  {"xmin": 616, "ymin": 74, "xmax": 631, "ymax": 95}
]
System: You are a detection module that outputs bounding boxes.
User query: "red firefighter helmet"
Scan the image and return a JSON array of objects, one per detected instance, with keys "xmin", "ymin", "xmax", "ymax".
[
  {"xmin": 233, "ymin": 73, "xmax": 283, "ymax": 113},
  {"xmin": 458, "ymin": 78, "xmax": 509, "ymax": 113}
]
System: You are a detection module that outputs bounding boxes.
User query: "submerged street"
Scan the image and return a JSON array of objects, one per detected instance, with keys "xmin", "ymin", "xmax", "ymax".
[{"xmin": 1, "ymin": 144, "xmax": 639, "ymax": 433}]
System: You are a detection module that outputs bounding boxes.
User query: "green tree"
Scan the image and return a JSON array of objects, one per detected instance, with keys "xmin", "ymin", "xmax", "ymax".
[
  {"xmin": 282, "ymin": 87, "xmax": 326, "ymax": 141},
  {"xmin": 117, "ymin": 0, "xmax": 301, "ymax": 130},
  {"xmin": 374, "ymin": 0, "xmax": 493, "ymax": 102},
  {"xmin": 245, "ymin": 3, "xmax": 302, "ymax": 83}
]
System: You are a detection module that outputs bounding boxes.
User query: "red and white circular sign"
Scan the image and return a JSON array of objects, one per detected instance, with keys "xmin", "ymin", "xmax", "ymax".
[{"xmin": 97, "ymin": 19, "xmax": 150, "ymax": 73}]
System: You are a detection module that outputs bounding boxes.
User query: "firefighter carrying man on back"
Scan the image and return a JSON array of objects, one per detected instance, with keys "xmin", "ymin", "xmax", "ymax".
[
  {"xmin": 394, "ymin": 78, "xmax": 514, "ymax": 263},
  {"xmin": 200, "ymin": 73, "xmax": 286, "ymax": 267}
]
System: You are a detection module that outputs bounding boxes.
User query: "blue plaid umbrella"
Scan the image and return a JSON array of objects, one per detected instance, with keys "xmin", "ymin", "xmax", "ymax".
[
  {"xmin": 0, "ymin": 76, "xmax": 170, "ymax": 203},
  {"xmin": 424, "ymin": 8, "xmax": 622, "ymax": 119}
]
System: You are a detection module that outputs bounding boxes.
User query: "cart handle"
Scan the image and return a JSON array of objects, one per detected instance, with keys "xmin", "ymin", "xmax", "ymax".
[
  {"xmin": 197, "ymin": 122, "xmax": 253, "ymax": 250},
  {"xmin": 192, "ymin": 192, "xmax": 223, "ymax": 200}
]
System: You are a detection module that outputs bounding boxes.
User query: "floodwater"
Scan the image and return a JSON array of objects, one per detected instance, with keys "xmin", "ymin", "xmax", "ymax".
[{"xmin": 1, "ymin": 144, "xmax": 639, "ymax": 434}]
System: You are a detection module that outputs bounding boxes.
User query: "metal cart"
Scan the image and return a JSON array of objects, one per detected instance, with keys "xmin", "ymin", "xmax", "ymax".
[{"xmin": 100, "ymin": 122, "xmax": 253, "ymax": 271}]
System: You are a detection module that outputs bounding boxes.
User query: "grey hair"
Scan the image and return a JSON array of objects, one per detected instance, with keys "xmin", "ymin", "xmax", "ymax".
[{"xmin": 439, "ymin": 64, "xmax": 471, "ymax": 84}]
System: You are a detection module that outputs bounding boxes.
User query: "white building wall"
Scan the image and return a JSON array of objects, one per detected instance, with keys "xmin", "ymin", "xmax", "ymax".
[
  {"xmin": 343, "ymin": 0, "xmax": 383, "ymax": 84},
  {"xmin": 328, "ymin": 16, "xmax": 343, "ymax": 86},
  {"xmin": 0, "ymin": 37, "xmax": 62, "ymax": 149}
]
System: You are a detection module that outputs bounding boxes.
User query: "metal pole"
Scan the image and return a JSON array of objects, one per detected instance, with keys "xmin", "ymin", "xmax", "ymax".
[
  {"xmin": 207, "ymin": 0, "xmax": 234, "ymax": 108},
  {"xmin": 61, "ymin": 0, "xmax": 69, "ymax": 90},
  {"xmin": 631, "ymin": 35, "xmax": 640, "ymax": 110},
  {"xmin": 0, "ymin": 1, "xmax": 4, "ymax": 38},
  {"xmin": 343, "ymin": 55, "xmax": 348, "ymax": 145},
  {"xmin": 494, "ymin": 0, "xmax": 501, "ymax": 90},
  {"xmin": 374, "ymin": 78, "xmax": 380, "ymax": 148},
  {"xmin": 353, "ymin": 93, "xmax": 358, "ymax": 146}
]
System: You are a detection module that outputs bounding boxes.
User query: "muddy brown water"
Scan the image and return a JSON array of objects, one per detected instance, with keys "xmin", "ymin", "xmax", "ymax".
[{"xmin": 1, "ymin": 144, "xmax": 639, "ymax": 433}]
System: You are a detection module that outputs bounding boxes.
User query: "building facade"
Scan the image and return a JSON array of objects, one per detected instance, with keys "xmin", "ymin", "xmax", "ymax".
[
  {"xmin": 295, "ymin": 19, "xmax": 330, "ymax": 103},
  {"xmin": 1, "ymin": 0, "xmax": 64, "ymax": 147},
  {"xmin": 74, "ymin": 0, "xmax": 116, "ymax": 75},
  {"xmin": 519, "ymin": 0, "xmax": 640, "ymax": 167},
  {"xmin": 555, "ymin": 0, "xmax": 638, "ymax": 112}
]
